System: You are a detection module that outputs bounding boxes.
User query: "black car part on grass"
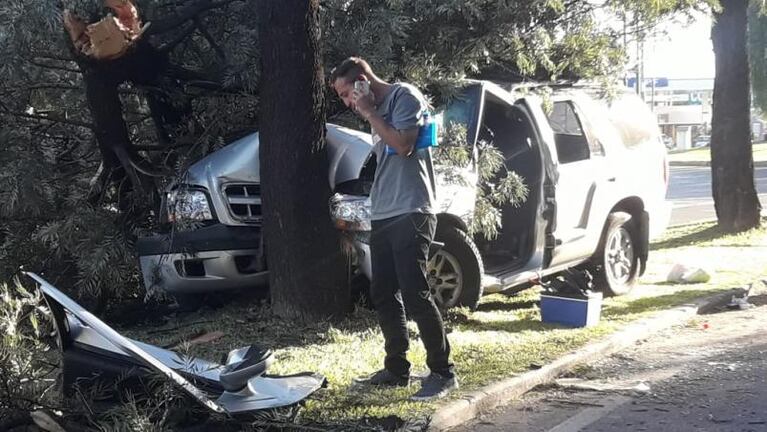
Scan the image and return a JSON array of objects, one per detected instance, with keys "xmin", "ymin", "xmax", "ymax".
[{"xmin": 24, "ymin": 271, "xmax": 326, "ymax": 416}]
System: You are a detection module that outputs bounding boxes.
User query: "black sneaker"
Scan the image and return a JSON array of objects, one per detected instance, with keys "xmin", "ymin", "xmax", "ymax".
[
  {"xmin": 411, "ymin": 373, "xmax": 458, "ymax": 401},
  {"xmin": 353, "ymin": 369, "xmax": 409, "ymax": 387}
]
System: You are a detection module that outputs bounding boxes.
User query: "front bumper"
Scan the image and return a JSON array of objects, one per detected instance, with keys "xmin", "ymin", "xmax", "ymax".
[{"xmin": 136, "ymin": 224, "xmax": 268, "ymax": 295}]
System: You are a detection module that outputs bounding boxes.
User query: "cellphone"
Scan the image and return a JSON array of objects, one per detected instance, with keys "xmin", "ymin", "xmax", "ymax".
[{"xmin": 354, "ymin": 80, "xmax": 370, "ymax": 95}]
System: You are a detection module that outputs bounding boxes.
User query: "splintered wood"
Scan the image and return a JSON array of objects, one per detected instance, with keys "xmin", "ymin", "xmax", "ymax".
[{"xmin": 63, "ymin": 0, "xmax": 148, "ymax": 60}]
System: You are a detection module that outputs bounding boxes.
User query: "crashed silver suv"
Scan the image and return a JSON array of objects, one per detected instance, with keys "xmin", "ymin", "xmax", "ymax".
[
  {"xmin": 138, "ymin": 81, "xmax": 671, "ymax": 310},
  {"xmin": 136, "ymin": 125, "xmax": 372, "ymax": 298}
]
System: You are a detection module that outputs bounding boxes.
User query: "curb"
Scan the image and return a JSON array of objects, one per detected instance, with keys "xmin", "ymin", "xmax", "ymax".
[
  {"xmin": 669, "ymin": 161, "xmax": 767, "ymax": 167},
  {"xmin": 427, "ymin": 287, "xmax": 746, "ymax": 432}
]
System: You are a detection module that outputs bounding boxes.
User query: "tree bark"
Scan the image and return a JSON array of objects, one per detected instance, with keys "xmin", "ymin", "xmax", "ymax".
[
  {"xmin": 81, "ymin": 67, "xmax": 144, "ymax": 205},
  {"xmin": 258, "ymin": 0, "xmax": 350, "ymax": 320},
  {"xmin": 74, "ymin": 39, "xmax": 185, "ymax": 207},
  {"xmin": 711, "ymin": 0, "xmax": 762, "ymax": 232}
]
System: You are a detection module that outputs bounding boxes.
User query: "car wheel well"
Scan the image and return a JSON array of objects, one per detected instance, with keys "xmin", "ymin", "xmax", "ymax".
[
  {"xmin": 610, "ymin": 197, "xmax": 645, "ymax": 221},
  {"xmin": 436, "ymin": 213, "xmax": 468, "ymax": 233}
]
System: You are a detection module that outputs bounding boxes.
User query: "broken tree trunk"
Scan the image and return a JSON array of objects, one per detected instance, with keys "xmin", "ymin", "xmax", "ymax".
[{"xmin": 64, "ymin": 1, "xmax": 187, "ymax": 206}]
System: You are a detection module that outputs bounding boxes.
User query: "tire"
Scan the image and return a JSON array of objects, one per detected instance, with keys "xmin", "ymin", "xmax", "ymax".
[
  {"xmin": 590, "ymin": 211, "xmax": 640, "ymax": 296},
  {"xmin": 428, "ymin": 225, "xmax": 484, "ymax": 310}
]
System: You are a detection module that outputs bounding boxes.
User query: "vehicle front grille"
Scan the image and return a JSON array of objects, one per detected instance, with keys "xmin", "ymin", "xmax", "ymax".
[{"xmin": 224, "ymin": 184, "xmax": 262, "ymax": 223}]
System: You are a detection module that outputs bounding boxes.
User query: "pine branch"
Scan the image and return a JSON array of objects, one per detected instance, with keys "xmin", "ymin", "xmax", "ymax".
[
  {"xmin": 33, "ymin": 53, "xmax": 76, "ymax": 62},
  {"xmin": 147, "ymin": 0, "xmax": 242, "ymax": 35},
  {"xmin": 26, "ymin": 59, "xmax": 82, "ymax": 74},
  {"xmin": 194, "ymin": 17, "xmax": 227, "ymax": 61},
  {"xmin": 1, "ymin": 109, "xmax": 94, "ymax": 130},
  {"xmin": 131, "ymin": 142, "xmax": 193, "ymax": 151},
  {"xmin": 0, "ymin": 84, "xmax": 82, "ymax": 94},
  {"xmin": 156, "ymin": 22, "xmax": 197, "ymax": 53}
]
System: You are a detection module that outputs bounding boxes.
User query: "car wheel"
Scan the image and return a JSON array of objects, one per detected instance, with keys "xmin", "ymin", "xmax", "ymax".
[
  {"xmin": 590, "ymin": 212, "xmax": 639, "ymax": 296},
  {"xmin": 428, "ymin": 225, "xmax": 484, "ymax": 310}
]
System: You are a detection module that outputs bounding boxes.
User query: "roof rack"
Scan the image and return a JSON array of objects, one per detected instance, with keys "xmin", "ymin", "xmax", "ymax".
[{"xmin": 501, "ymin": 80, "xmax": 611, "ymax": 93}]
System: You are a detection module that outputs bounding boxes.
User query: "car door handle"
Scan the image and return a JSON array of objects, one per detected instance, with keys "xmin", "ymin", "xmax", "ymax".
[{"xmin": 607, "ymin": 177, "xmax": 616, "ymax": 182}]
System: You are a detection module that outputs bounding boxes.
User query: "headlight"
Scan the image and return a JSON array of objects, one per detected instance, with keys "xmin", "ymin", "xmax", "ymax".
[
  {"xmin": 167, "ymin": 189, "xmax": 214, "ymax": 223},
  {"xmin": 329, "ymin": 194, "xmax": 371, "ymax": 231}
]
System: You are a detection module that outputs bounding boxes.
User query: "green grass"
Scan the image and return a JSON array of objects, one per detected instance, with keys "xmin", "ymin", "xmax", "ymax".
[
  {"xmin": 667, "ymin": 142, "xmax": 767, "ymax": 163},
  {"xmin": 652, "ymin": 217, "xmax": 767, "ymax": 250},
  {"xmin": 120, "ymin": 218, "xmax": 767, "ymax": 427}
]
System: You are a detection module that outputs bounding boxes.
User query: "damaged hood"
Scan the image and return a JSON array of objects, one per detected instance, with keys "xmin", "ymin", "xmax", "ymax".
[
  {"xmin": 184, "ymin": 132, "xmax": 260, "ymax": 188},
  {"xmin": 326, "ymin": 124, "xmax": 374, "ymax": 189},
  {"xmin": 183, "ymin": 124, "xmax": 373, "ymax": 191}
]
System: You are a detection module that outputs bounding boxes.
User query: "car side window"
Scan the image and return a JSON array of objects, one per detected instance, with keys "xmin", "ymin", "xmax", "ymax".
[{"xmin": 548, "ymin": 102, "xmax": 590, "ymax": 164}]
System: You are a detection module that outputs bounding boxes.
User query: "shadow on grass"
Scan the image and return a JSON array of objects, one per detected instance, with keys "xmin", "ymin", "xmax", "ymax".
[
  {"xmin": 652, "ymin": 217, "xmax": 766, "ymax": 251},
  {"xmin": 749, "ymin": 293, "xmax": 767, "ymax": 307},
  {"xmin": 701, "ymin": 293, "xmax": 767, "ymax": 315},
  {"xmin": 602, "ymin": 290, "xmax": 715, "ymax": 317},
  {"xmin": 476, "ymin": 299, "xmax": 538, "ymax": 312},
  {"xmin": 647, "ymin": 281, "xmax": 688, "ymax": 287},
  {"xmin": 456, "ymin": 317, "xmax": 553, "ymax": 333},
  {"xmin": 652, "ymin": 224, "xmax": 729, "ymax": 250}
]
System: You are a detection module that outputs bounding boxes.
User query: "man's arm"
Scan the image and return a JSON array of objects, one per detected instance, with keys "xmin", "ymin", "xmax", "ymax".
[
  {"xmin": 353, "ymin": 87, "xmax": 421, "ymax": 156},
  {"xmin": 364, "ymin": 112, "xmax": 418, "ymax": 156}
]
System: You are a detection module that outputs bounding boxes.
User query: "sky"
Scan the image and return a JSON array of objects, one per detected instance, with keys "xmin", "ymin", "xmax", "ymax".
[{"xmin": 641, "ymin": 13, "xmax": 716, "ymax": 80}]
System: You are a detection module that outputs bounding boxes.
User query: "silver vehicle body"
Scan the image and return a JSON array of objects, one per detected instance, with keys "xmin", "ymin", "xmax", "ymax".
[{"xmin": 137, "ymin": 80, "xmax": 671, "ymax": 300}]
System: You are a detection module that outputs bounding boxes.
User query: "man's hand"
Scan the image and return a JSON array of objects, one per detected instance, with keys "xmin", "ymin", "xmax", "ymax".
[{"xmin": 352, "ymin": 88, "xmax": 376, "ymax": 120}]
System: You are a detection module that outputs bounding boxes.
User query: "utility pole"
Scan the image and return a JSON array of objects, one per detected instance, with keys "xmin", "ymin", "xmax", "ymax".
[{"xmin": 636, "ymin": 35, "xmax": 645, "ymax": 100}]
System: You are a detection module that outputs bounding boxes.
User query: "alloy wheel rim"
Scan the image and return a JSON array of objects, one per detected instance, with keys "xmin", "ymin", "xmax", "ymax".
[
  {"xmin": 427, "ymin": 250, "xmax": 464, "ymax": 309},
  {"xmin": 605, "ymin": 226, "xmax": 634, "ymax": 285}
]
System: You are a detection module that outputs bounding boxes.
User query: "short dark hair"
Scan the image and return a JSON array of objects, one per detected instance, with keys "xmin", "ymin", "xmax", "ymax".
[{"xmin": 329, "ymin": 57, "xmax": 373, "ymax": 85}]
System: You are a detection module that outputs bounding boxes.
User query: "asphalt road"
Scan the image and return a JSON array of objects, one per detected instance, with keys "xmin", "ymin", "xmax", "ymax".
[
  {"xmin": 452, "ymin": 288, "xmax": 767, "ymax": 432},
  {"xmin": 667, "ymin": 166, "xmax": 767, "ymax": 226}
]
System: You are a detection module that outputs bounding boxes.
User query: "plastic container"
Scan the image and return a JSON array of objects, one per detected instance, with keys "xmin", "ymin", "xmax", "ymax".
[
  {"xmin": 386, "ymin": 111, "xmax": 437, "ymax": 155},
  {"xmin": 540, "ymin": 291, "xmax": 603, "ymax": 328},
  {"xmin": 415, "ymin": 111, "xmax": 438, "ymax": 150}
]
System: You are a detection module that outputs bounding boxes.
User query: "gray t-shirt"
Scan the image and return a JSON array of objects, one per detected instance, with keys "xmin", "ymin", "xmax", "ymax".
[{"xmin": 370, "ymin": 83, "xmax": 437, "ymax": 220}]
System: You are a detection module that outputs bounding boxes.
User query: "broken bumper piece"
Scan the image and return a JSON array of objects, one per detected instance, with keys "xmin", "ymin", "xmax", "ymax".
[{"xmin": 24, "ymin": 271, "xmax": 326, "ymax": 415}]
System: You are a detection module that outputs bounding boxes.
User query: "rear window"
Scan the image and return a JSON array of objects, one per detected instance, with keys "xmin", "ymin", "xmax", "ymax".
[{"xmin": 548, "ymin": 101, "xmax": 592, "ymax": 164}]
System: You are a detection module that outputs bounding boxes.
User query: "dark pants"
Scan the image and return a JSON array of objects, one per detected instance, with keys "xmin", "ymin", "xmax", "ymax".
[{"xmin": 370, "ymin": 213, "xmax": 454, "ymax": 378}]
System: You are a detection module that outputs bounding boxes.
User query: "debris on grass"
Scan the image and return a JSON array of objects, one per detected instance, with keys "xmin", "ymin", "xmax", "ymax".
[
  {"xmin": 169, "ymin": 330, "xmax": 226, "ymax": 350},
  {"xmin": 667, "ymin": 263, "xmax": 712, "ymax": 284},
  {"xmin": 554, "ymin": 378, "xmax": 651, "ymax": 393}
]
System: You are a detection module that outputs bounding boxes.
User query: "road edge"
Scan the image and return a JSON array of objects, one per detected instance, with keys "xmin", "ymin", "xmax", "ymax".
[
  {"xmin": 669, "ymin": 161, "xmax": 767, "ymax": 167},
  {"xmin": 427, "ymin": 287, "xmax": 745, "ymax": 432}
]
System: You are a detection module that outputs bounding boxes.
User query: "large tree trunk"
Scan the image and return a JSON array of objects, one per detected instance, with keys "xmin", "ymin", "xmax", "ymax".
[
  {"xmin": 711, "ymin": 0, "xmax": 762, "ymax": 232},
  {"xmin": 258, "ymin": 0, "xmax": 350, "ymax": 320}
]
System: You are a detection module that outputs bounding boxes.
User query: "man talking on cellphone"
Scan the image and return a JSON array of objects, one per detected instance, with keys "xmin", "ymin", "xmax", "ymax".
[{"xmin": 329, "ymin": 57, "xmax": 457, "ymax": 400}]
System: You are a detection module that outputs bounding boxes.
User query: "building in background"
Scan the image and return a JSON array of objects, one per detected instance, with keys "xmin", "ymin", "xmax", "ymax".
[
  {"xmin": 627, "ymin": 77, "xmax": 712, "ymax": 150},
  {"xmin": 627, "ymin": 77, "xmax": 767, "ymax": 149}
]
